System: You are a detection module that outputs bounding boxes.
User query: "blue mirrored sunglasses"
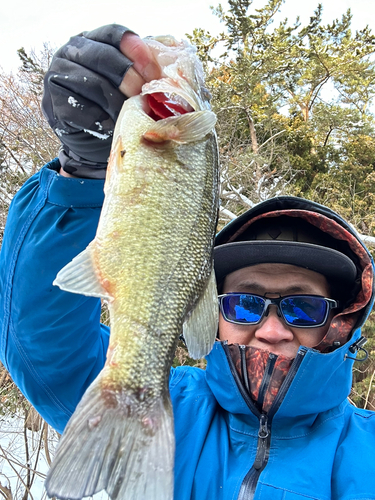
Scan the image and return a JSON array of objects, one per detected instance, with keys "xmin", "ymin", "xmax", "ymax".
[{"xmin": 218, "ymin": 293, "xmax": 339, "ymax": 328}]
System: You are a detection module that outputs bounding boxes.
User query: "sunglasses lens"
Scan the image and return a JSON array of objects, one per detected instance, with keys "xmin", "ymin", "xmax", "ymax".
[
  {"xmin": 281, "ymin": 297, "xmax": 328, "ymax": 326},
  {"xmin": 221, "ymin": 294, "xmax": 265, "ymax": 324}
]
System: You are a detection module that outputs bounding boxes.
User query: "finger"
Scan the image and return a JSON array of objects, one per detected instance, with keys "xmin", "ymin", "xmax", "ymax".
[
  {"xmin": 120, "ymin": 32, "xmax": 161, "ymax": 82},
  {"xmin": 119, "ymin": 66, "xmax": 146, "ymax": 97},
  {"xmin": 54, "ymin": 34, "xmax": 133, "ymax": 89}
]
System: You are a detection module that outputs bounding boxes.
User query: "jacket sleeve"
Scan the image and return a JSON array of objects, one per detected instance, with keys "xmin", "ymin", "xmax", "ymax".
[{"xmin": 0, "ymin": 159, "xmax": 109, "ymax": 433}]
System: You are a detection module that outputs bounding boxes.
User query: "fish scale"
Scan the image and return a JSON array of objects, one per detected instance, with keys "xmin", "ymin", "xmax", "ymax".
[{"xmin": 45, "ymin": 35, "xmax": 219, "ymax": 500}]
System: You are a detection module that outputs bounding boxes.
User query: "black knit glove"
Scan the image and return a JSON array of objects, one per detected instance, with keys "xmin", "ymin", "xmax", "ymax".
[{"xmin": 42, "ymin": 24, "xmax": 135, "ymax": 179}]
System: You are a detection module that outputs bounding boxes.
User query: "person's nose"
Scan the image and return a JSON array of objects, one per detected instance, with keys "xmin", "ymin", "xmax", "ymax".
[{"xmin": 254, "ymin": 305, "xmax": 294, "ymax": 344}]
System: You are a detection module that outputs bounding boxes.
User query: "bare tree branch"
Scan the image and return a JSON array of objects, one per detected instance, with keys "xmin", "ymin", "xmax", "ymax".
[
  {"xmin": 0, "ymin": 482, "xmax": 12, "ymax": 500},
  {"xmin": 220, "ymin": 207, "xmax": 237, "ymax": 220},
  {"xmin": 364, "ymin": 369, "xmax": 375, "ymax": 410}
]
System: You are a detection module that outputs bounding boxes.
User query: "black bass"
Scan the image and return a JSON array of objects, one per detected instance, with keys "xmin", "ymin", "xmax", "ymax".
[{"xmin": 45, "ymin": 36, "xmax": 219, "ymax": 500}]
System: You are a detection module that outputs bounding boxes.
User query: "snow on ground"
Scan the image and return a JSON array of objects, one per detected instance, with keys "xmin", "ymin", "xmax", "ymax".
[{"xmin": 0, "ymin": 414, "xmax": 110, "ymax": 499}]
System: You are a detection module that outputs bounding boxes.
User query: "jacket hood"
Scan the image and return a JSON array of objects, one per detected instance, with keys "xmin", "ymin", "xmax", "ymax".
[
  {"xmin": 211, "ymin": 196, "xmax": 374, "ymax": 416},
  {"xmin": 215, "ymin": 196, "xmax": 374, "ymax": 352}
]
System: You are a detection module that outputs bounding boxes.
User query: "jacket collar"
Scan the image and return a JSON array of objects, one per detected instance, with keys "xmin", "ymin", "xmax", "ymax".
[{"xmin": 205, "ymin": 330, "xmax": 362, "ymax": 437}]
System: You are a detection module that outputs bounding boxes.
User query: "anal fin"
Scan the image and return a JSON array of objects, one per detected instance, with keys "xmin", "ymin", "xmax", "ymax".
[{"xmin": 183, "ymin": 269, "xmax": 218, "ymax": 359}]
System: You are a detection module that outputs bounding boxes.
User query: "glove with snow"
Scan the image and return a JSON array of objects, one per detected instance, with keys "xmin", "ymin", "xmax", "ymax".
[{"xmin": 42, "ymin": 24, "xmax": 134, "ymax": 179}]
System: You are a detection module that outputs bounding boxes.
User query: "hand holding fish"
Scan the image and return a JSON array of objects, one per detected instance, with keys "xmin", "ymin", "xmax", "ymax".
[
  {"xmin": 42, "ymin": 24, "xmax": 161, "ymax": 179},
  {"xmin": 119, "ymin": 31, "xmax": 161, "ymax": 96}
]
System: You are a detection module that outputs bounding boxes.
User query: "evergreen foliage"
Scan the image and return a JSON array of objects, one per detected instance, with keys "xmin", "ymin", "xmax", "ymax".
[{"xmin": 189, "ymin": 0, "xmax": 375, "ymax": 234}]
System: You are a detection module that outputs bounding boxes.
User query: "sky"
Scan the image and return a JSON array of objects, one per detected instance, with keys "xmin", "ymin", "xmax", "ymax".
[{"xmin": 1, "ymin": 0, "xmax": 375, "ymax": 73}]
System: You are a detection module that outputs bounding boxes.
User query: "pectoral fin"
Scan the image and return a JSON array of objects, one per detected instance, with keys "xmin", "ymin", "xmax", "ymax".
[
  {"xmin": 183, "ymin": 269, "xmax": 218, "ymax": 359},
  {"xmin": 53, "ymin": 244, "xmax": 111, "ymax": 300},
  {"xmin": 143, "ymin": 110, "xmax": 216, "ymax": 144}
]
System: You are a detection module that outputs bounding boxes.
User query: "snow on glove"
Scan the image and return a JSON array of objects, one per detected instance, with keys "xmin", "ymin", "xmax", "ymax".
[{"xmin": 42, "ymin": 24, "xmax": 135, "ymax": 179}]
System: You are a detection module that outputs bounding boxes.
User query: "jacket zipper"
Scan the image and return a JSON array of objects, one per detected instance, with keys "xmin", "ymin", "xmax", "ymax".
[
  {"xmin": 257, "ymin": 353, "xmax": 277, "ymax": 411},
  {"xmin": 239, "ymin": 345, "xmax": 251, "ymax": 393},
  {"xmin": 237, "ymin": 414, "xmax": 270, "ymax": 500},
  {"xmin": 223, "ymin": 343, "xmax": 307, "ymax": 500}
]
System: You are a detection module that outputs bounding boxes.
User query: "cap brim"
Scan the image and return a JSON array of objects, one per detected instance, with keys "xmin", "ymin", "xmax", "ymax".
[{"xmin": 214, "ymin": 240, "xmax": 357, "ymax": 286}]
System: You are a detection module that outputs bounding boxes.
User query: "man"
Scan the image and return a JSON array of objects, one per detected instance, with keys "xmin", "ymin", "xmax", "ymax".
[{"xmin": 0, "ymin": 25, "xmax": 374, "ymax": 500}]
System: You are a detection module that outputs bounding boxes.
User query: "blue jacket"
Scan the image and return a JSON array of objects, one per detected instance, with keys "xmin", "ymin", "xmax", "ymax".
[{"xmin": 1, "ymin": 160, "xmax": 375, "ymax": 500}]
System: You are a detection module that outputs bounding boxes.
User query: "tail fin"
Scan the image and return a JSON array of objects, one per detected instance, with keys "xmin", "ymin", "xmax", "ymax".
[{"xmin": 45, "ymin": 376, "xmax": 174, "ymax": 500}]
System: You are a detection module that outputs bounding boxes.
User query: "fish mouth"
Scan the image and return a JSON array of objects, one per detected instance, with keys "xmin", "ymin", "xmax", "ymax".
[
  {"xmin": 141, "ymin": 75, "xmax": 209, "ymax": 118},
  {"xmin": 145, "ymin": 92, "xmax": 194, "ymax": 121},
  {"xmin": 140, "ymin": 35, "xmax": 211, "ymax": 118}
]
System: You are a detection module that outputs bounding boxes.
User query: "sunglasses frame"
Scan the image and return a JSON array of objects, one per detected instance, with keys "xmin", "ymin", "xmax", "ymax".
[{"xmin": 218, "ymin": 293, "xmax": 339, "ymax": 328}]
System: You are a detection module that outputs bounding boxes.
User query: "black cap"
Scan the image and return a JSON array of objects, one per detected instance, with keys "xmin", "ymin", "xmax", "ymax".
[{"xmin": 214, "ymin": 211, "xmax": 358, "ymax": 288}]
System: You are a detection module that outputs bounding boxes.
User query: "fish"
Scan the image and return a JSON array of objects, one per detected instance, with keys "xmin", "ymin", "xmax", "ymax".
[{"xmin": 44, "ymin": 36, "xmax": 219, "ymax": 500}]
